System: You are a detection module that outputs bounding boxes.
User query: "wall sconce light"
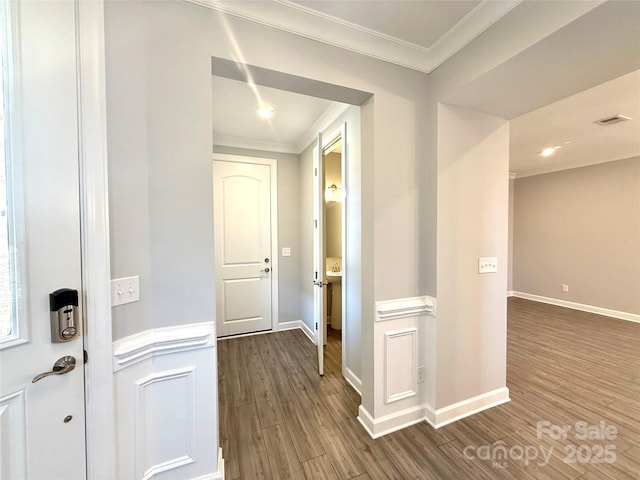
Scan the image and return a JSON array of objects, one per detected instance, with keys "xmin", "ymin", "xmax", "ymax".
[{"xmin": 325, "ymin": 183, "xmax": 341, "ymax": 203}]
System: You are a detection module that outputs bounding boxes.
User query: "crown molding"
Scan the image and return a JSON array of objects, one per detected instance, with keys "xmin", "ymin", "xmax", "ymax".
[
  {"xmin": 213, "ymin": 134, "xmax": 299, "ymax": 155},
  {"xmin": 185, "ymin": 0, "xmax": 523, "ymax": 73}
]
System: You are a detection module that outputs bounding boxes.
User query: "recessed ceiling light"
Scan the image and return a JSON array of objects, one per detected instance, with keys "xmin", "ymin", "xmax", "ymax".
[
  {"xmin": 257, "ymin": 104, "xmax": 274, "ymax": 119},
  {"xmin": 540, "ymin": 145, "xmax": 562, "ymax": 157}
]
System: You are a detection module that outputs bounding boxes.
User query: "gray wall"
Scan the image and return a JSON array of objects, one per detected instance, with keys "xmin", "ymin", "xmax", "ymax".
[
  {"xmin": 435, "ymin": 103, "xmax": 510, "ymax": 409},
  {"xmin": 513, "ymin": 157, "xmax": 640, "ymax": 314},
  {"xmin": 212, "ymin": 146, "xmax": 302, "ymax": 325}
]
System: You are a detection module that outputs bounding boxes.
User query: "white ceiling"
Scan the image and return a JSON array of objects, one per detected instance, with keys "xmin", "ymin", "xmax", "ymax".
[
  {"xmin": 510, "ymin": 69, "xmax": 640, "ymax": 178},
  {"xmin": 189, "ymin": 0, "xmax": 522, "ymax": 72},
  {"xmin": 212, "ymin": 75, "xmax": 347, "ymax": 154}
]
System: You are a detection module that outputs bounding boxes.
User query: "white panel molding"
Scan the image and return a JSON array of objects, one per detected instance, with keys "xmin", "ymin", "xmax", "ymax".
[
  {"xmin": 512, "ymin": 291, "xmax": 640, "ymax": 324},
  {"xmin": 384, "ymin": 328, "xmax": 417, "ymax": 404},
  {"xmin": 0, "ymin": 390, "xmax": 26, "ymax": 478},
  {"xmin": 135, "ymin": 367, "xmax": 197, "ymax": 480},
  {"xmin": 376, "ymin": 295, "xmax": 435, "ymax": 321},
  {"xmin": 357, "ymin": 404, "xmax": 424, "ymax": 439},
  {"xmin": 113, "ymin": 322, "xmax": 215, "ymax": 371},
  {"xmin": 183, "ymin": 0, "xmax": 522, "ymax": 73},
  {"xmin": 425, "ymin": 387, "xmax": 511, "ymax": 429},
  {"xmin": 344, "ymin": 367, "xmax": 362, "ymax": 395}
]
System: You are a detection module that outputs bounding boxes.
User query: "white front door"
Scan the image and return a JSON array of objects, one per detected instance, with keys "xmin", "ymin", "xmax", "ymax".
[
  {"xmin": 312, "ymin": 134, "xmax": 325, "ymax": 375},
  {"xmin": 0, "ymin": 1, "xmax": 86, "ymax": 478},
  {"xmin": 213, "ymin": 158, "xmax": 273, "ymax": 337}
]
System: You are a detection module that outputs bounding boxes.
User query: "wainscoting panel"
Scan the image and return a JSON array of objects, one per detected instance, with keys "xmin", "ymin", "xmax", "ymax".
[
  {"xmin": 114, "ymin": 322, "xmax": 223, "ymax": 480},
  {"xmin": 0, "ymin": 390, "xmax": 26, "ymax": 478},
  {"xmin": 384, "ymin": 328, "xmax": 417, "ymax": 404}
]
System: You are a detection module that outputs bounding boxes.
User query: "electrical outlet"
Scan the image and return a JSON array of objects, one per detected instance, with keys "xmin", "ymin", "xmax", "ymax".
[
  {"xmin": 562, "ymin": 284, "xmax": 569, "ymax": 292},
  {"xmin": 111, "ymin": 276, "xmax": 140, "ymax": 307},
  {"xmin": 417, "ymin": 366, "xmax": 425, "ymax": 384},
  {"xmin": 478, "ymin": 257, "xmax": 498, "ymax": 274}
]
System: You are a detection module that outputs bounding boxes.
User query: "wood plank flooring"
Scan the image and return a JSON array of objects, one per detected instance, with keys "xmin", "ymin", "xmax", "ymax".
[{"xmin": 218, "ymin": 298, "xmax": 640, "ymax": 479}]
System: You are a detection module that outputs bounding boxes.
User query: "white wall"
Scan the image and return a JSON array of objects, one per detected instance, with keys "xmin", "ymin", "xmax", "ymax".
[
  {"xmin": 212, "ymin": 145, "xmax": 302, "ymax": 325},
  {"xmin": 436, "ymin": 104, "xmax": 510, "ymax": 409}
]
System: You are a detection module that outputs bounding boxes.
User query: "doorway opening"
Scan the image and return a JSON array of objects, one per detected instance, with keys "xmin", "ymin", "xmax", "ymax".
[{"xmin": 211, "ymin": 61, "xmax": 367, "ymax": 391}]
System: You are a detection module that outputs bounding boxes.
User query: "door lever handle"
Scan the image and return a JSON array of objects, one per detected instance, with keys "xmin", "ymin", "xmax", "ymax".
[
  {"xmin": 32, "ymin": 356, "xmax": 76, "ymax": 383},
  {"xmin": 260, "ymin": 267, "xmax": 271, "ymax": 273}
]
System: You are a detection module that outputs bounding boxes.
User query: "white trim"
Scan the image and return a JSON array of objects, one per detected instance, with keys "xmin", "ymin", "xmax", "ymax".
[
  {"xmin": 212, "ymin": 153, "xmax": 279, "ymax": 337},
  {"xmin": 357, "ymin": 404, "xmax": 424, "ymax": 439},
  {"xmin": 299, "ymin": 320, "xmax": 316, "ymax": 344},
  {"xmin": 213, "ymin": 134, "xmax": 298, "ymax": 155},
  {"xmin": 384, "ymin": 328, "xmax": 417, "ymax": 404},
  {"xmin": 183, "ymin": 0, "xmax": 522, "ymax": 73},
  {"xmin": 358, "ymin": 387, "xmax": 510, "ymax": 437},
  {"xmin": 136, "ymin": 367, "xmax": 197, "ymax": 480},
  {"xmin": 297, "ymin": 103, "xmax": 350, "ymax": 154},
  {"xmin": 112, "ymin": 322, "xmax": 215, "ymax": 371},
  {"xmin": 276, "ymin": 320, "xmax": 303, "ymax": 332},
  {"xmin": 376, "ymin": 295, "xmax": 435, "ymax": 321},
  {"xmin": 512, "ymin": 291, "xmax": 640, "ymax": 324},
  {"xmin": 75, "ymin": 0, "xmax": 116, "ymax": 477},
  {"xmin": 191, "ymin": 449, "xmax": 224, "ymax": 480},
  {"xmin": 507, "ymin": 290, "xmax": 515, "ymax": 297},
  {"xmin": 424, "ymin": 387, "xmax": 511, "ymax": 429},
  {"xmin": 344, "ymin": 367, "xmax": 361, "ymax": 395}
]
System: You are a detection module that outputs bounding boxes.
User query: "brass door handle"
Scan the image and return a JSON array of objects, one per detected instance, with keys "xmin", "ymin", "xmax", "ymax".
[{"xmin": 32, "ymin": 356, "xmax": 76, "ymax": 383}]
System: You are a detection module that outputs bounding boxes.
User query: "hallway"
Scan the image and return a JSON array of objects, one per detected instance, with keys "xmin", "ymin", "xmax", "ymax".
[{"xmin": 218, "ymin": 299, "xmax": 640, "ymax": 479}]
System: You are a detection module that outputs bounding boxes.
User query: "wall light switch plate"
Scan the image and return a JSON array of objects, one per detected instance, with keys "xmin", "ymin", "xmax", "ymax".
[
  {"xmin": 111, "ymin": 276, "xmax": 140, "ymax": 307},
  {"xmin": 282, "ymin": 247, "xmax": 291, "ymax": 257},
  {"xmin": 417, "ymin": 366, "xmax": 425, "ymax": 384},
  {"xmin": 478, "ymin": 257, "xmax": 498, "ymax": 274}
]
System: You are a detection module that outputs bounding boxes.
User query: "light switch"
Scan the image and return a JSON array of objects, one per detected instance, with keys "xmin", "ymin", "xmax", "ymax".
[
  {"xmin": 111, "ymin": 276, "xmax": 140, "ymax": 307},
  {"xmin": 282, "ymin": 247, "xmax": 291, "ymax": 257},
  {"xmin": 478, "ymin": 257, "xmax": 498, "ymax": 274}
]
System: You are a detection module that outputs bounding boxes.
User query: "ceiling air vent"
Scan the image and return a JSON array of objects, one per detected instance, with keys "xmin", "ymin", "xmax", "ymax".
[{"xmin": 594, "ymin": 115, "xmax": 631, "ymax": 126}]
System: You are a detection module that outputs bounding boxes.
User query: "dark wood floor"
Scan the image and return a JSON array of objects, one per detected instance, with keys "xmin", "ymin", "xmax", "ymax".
[{"xmin": 217, "ymin": 298, "xmax": 640, "ymax": 479}]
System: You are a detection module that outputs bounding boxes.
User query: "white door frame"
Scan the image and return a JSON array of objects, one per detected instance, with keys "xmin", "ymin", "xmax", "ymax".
[
  {"xmin": 212, "ymin": 153, "xmax": 279, "ymax": 332},
  {"xmin": 321, "ymin": 124, "xmax": 348, "ymax": 380},
  {"xmin": 75, "ymin": 1, "xmax": 116, "ymax": 477}
]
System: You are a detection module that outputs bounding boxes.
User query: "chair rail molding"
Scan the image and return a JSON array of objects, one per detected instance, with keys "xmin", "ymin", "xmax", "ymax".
[{"xmin": 375, "ymin": 295, "xmax": 436, "ymax": 321}]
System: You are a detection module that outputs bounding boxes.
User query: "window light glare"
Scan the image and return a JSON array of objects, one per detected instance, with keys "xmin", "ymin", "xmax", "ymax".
[{"xmin": 257, "ymin": 104, "xmax": 274, "ymax": 119}]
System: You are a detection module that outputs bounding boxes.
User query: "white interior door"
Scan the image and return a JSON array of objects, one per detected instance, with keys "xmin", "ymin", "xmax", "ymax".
[
  {"xmin": 0, "ymin": 1, "xmax": 86, "ymax": 478},
  {"xmin": 312, "ymin": 134, "xmax": 325, "ymax": 375},
  {"xmin": 213, "ymin": 159, "xmax": 273, "ymax": 337}
]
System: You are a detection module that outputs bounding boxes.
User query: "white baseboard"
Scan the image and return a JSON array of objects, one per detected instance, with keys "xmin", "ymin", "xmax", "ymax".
[
  {"xmin": 277, "ymin": 320, "xmax": 303, "ymax": 332},
  {"xmin": 507, "ymin": 290, "xmax": 515, "ymax": 297},
  {"xmin": 357, "ymin": 404, "xmax": 425, "ymax": 439},
  {"xmin": 425, "ymin": 387, "xmax": 510, "ymax": 429},
  {"xmin": 299, "ymin": 320, "xmax": 316, "ymax": 344},
  {"xmin": 191, "ymin": 449, "xmax": 224, "ymax": 480},
  {"xmin": 358, "ymin": 386, "xmax": 510, "ymax": 438},
  {"xmin": 512, "ymin": 291, "xmax": 640, "ymax": 324},
  {"xmin": 344, "ymin": 367, "xmax": 362, "ymax": 395}
]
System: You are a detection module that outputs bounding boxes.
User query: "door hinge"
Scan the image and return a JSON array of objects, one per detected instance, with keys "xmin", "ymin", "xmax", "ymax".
[
  {"xmin": 314, "ymin": 168, "xmax": 318, "ymax": 176},
  {"xmin": 314, "ymin": 219, "xmax": 318, "ymax": 228},
  {"xmin": 315, "ymin": 322, "xmax": 318, "ymax": 330},
  {"xmin": 315, "ymin": 271, "xmax": 318, "ymax": 279},
  {"xmin": 83, "ymin": 349, "xmax": 88, "ymax": 364}
]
